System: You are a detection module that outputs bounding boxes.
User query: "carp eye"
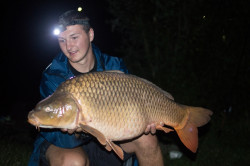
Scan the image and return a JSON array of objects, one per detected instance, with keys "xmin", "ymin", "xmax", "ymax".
[{"xmin": 45, "ymin": 106, "xmax": 52, "ymax": 112}]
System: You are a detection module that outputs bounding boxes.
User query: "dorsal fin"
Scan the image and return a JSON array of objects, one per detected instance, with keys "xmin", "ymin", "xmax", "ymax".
[
  {"xmin": 163, "ymin": 91, "xmax": 174, "ymax": 100},
  {"xmin": 104, "ymin": 70, "xmax": 124, "ymax": 74}
]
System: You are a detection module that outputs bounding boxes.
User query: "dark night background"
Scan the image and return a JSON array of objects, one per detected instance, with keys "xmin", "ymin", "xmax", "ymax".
[
  {"xmin": 0, "ymin": 0, "xmax": 250, "ymax": 165},
  {"xmin": 1, "ymin": 0, "xmax": 117, "ymax": 121}
]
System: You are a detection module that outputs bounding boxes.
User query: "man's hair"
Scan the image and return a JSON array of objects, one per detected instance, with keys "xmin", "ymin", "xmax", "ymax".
[{"xmin": 58, "ymin": 10, "xmax": 91, "ymax": 32}]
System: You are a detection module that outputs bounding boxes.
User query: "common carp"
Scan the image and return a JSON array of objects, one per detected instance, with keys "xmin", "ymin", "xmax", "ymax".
[{"xmin": 28, "ymin": 71, "xmax": 212, "ymax": 159}]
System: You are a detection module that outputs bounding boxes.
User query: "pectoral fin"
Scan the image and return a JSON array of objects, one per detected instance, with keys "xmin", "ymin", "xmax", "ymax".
[
  {"xmin": 79, "ymin": 124, "xmax": 106, "ymax": 146},
  {"xmin": 79, "ymin": 124, "xmax": 124, "ymax": 159}
]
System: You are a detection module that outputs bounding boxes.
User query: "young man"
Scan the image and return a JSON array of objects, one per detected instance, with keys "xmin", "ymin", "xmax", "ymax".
[{"xmin": 29, "ymin": 10, "xmax": 164, "ymax": 166}]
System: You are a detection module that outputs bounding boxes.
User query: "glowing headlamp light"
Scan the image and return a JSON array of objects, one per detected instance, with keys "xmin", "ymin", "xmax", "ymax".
[{"xmin": 53, "ymin": 24, "xmax": 66, "ymax": 35}]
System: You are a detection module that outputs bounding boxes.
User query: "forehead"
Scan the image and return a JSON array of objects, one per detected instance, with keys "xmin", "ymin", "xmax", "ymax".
[{"xmin": 58, "ymin": 24, "xmax": 85, "ymax": 38}]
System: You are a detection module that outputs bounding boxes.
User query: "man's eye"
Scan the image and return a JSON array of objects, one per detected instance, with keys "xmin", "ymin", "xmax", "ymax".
[
  {"xmin": 58, "ymin": 39, "xmax": 65, "ymax": 43},
  {"xmin": 72, "ymin": 36, "xmax": 78, "ymax": 40}
]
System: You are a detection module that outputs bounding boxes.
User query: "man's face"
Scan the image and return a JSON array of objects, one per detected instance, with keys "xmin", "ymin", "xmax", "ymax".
[{"xmin": 57, "ymin": 24, "xmax": 94, "ymax": 63}]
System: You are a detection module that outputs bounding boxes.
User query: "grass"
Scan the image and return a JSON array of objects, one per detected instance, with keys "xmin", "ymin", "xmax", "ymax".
[
  {"xmin": 0, "ymin": 107, "xmax": 249, "ymax": 166},
  {"xmin": 0, "ymin": 120, "xmax": 33, "ymax": 166},
  {"xmin": 0, "ymin": 137, "xmax": 32, "ymax": 166}
]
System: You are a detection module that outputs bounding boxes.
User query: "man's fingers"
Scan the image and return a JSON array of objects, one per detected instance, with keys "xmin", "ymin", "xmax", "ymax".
[
  {"xmin": 145, "ymin": 125, "xmax": 151, "ymax": 134},
  {"xmin": 144, "ymin": 123, "xmax": 158, "ymax": 134},
  {"xmin": 68, "ymin": 129, "xmax": 76, "ymax": 134},
  {"xmin": 76, "ymin": 128, "xmax": 83, "ymax": 132},
  {"xmin": 150, "ymin": 124, "xmax": 156, "ymax": 134},
  {"xmin": 61, "ymin": 128, "xmax": 67, "ymax": 132},
  {"xmin": 61, "ymin": 128, "xmax": 79, "ymax": 134}
]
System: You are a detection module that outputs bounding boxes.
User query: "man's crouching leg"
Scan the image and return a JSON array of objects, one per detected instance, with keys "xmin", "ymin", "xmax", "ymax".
[
  {"xmin": 121, "ymin": 134, "xmax": 164, "ymax": 166},
  {"xmin": 46, "ymin": 144, "xmax": 89, "ymax": 166}
]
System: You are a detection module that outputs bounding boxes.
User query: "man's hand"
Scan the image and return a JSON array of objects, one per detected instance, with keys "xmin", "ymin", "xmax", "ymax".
[
  {"xmin": 61, "ymin": 127, "xmax": 82, "ymax": 134},
  {"xmin": 144, "ymin": 122, "xmax": 164, "ymax": 135}
]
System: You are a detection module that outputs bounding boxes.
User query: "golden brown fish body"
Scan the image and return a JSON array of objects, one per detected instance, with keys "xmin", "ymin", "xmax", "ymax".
[{"xmin": 28, "ymin": 71, "xmax": 212, "ymax": 159}]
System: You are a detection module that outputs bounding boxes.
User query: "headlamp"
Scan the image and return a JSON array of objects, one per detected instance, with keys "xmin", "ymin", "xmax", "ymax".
[
  {"xmin": 53, "ymin": 19, "xmax": 90, "ymax": 36},
  {"xmin": 53, "ymin": 9, "xmax": 90, "ymax": 36},
  {"xmin": 53, "ymin": 24, "xmax": 66, "ymax": 35}
]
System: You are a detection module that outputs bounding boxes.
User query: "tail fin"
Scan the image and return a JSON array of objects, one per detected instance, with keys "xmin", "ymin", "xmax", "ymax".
[{"xmin": 175, "ymin": 106, "xmax": 213, "ymax": 153}]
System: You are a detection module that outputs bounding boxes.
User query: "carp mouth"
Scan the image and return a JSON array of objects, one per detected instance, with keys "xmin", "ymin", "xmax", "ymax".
[
  {"xmin": 28, "ymin": 110, "xmax": 55, "ymax": 129},
  {"xmin": 27, "ymin": 110, "xmax": 41, "ymax": 130}
]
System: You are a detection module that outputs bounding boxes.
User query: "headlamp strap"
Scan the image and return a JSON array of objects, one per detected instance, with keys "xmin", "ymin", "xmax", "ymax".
[{"xmin": 68, "ymin": 19, "xmax": 89, "ymax": 26}]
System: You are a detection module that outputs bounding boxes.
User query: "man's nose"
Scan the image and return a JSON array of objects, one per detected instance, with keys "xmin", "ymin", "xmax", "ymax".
[{"xmin": 66, "ymin": 40, "xmax": 73, "ymax": 51}]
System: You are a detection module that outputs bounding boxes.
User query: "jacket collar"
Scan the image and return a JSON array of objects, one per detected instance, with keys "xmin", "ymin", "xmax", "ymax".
[{"xmin": 49, "ymin": 43, "xmax": 105, "ymax": 79}]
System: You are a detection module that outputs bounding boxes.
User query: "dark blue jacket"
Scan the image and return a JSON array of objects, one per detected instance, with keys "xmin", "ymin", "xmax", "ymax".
[{"xmin": 28, "ymin": 44, "xmax": 128, "ymax": 166}]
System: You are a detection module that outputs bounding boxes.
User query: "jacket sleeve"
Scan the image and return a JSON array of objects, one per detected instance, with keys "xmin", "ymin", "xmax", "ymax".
[
  {"xmin": 39, "ymin": 72, "xmax": 91, "ymax": 148},
  {"xmin": 102, "ymin": 53, "xmax": 129, "ymax": 74},
  {"xmin": 118, "ymin": 57, "xmax": 129, "ymax": 74}
]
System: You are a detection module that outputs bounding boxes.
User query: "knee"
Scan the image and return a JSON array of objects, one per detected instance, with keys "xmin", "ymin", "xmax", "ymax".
[
  {"xmin": 59, "ymin": 151, "xmax": 89, "ymax": 166},
  {"xmin": 133, "ymin": 134, "xmax": 163, "ymax": 166},
  {"xmin": 129, "ymin": 134, "xmax": 159, "ymax": 153},
  {"xmin": 47, "ymin": 146, "xmax": 89, "ymax": 166}
]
